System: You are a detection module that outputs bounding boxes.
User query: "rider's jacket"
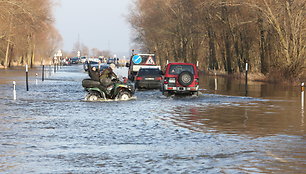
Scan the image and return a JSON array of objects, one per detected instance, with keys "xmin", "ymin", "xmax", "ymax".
[
  {"xmin": 99, "ymin": 67, "xmax": 117, "ymax": 87},
  {"xmin": 88, "ymin": 64, "xmax": 100, "ymax": 81}
]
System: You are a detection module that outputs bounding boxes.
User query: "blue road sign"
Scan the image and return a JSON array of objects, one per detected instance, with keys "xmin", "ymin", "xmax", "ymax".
[{"xmin": 132, "ymin": 55, "xmax": 142, "ymax": 64}]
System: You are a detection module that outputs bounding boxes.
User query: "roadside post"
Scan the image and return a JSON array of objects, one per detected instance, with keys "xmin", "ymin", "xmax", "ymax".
[
  {"xmin": 215, "ymin": 72, "xmax": 218, "ymax": 91},
  {"xmin": 42, "ymin": 62, "xmax": 45, "ymax": 81},
  {"xmin": 35, "ymin": 73, "xmax": 38, "ymax": 85},
  {"xmin": 54, "ymin": 57, "xmax": 56, "ymax": 73},
  {"xmin": 55, "ymin": 49, "xmax": 62, "ymax": 71},
  {"xmin": 13, "ymin": 81, "xmax": 16, "ymax": 100},
  {"xmin": 302, "ymin": 82, "xmax": 305, "ymax": 110},
  {"xmin": 26, "ymin": 64, "xmax": 29, "ymax": 91},
  {"xmin": 245, "ymin": 63, "xmax": 248, "ymax": 96}
]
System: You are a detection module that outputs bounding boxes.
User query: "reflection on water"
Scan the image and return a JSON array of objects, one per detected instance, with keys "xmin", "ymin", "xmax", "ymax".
[
  {"xmin": 169, "ymin": 99, "xmax": 305, "ymax": 136},
  {"xmin": 0, "ymin": 66, "xmax": 56, "ymax": 88},
  {"xmin": 302, "ymin": 109, "xmax": 305, "ymax": 127},
  {"xmin": 0, "ymin": 66, "xmax": 305, "ymax": 173}
]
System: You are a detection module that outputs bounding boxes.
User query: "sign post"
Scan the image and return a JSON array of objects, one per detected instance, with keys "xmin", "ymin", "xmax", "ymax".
[{"xmin": 56, "ymin": 49, "xmax": 62, "ymax": 68}]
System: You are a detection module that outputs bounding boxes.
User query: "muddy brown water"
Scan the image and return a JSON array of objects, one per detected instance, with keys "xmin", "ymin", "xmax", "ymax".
[{"xmin": 0, "ymin": 65, "xmax": 305, "ymax": 173}]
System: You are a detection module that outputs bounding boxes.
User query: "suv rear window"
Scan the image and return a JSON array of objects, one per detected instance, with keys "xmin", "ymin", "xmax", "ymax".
[
  {"xmin": 169, "ymin": 65, "xmax": 194, "ymax": 75},
  {"xmin": 138, "ymin": 69, "xmax": 161, "ymax": 76}
]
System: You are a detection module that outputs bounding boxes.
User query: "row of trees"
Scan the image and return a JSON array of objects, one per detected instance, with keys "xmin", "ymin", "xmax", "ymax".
[
  {"xmin": 0, "ymin": 0, "xmax": 61, "ymax": 68},
  {"xmin": 129, "ymin": 0, "xmax": 306, "ymax": 81},
  {"xmin": 71, "ymin": 41, "xmax": 112, "ymax": 58}
]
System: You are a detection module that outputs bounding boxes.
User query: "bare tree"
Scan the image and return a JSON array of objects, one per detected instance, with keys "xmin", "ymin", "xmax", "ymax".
[
  {"xmin": 0, "ymin": 0, "xmax": 62, "ymax": 68},
  {"xmin": 129, "ymin": 0, "xmax": 306, "ymax": 81}
]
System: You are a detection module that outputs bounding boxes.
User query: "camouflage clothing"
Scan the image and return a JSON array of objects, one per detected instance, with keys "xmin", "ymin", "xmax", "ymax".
[{"xmin": 99, "ymin": 67, "xmax": 117, "ymax": 87}]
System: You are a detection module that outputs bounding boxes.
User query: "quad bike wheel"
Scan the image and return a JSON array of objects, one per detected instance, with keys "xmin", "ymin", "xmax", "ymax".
[
  {"xmin": 117, "ymin": 91, "xmax": 131, "ymax": 100},
  {"xmin": 85, "ymin": 93, "xmax": 99, "ymax": 101}
]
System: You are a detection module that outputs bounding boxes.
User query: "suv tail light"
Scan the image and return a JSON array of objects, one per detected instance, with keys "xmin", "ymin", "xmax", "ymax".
[
  {"xmin": 164, "ymin": 79, "xmax": 168, "ymax": 84},
  {"xmin": 136, "ymin": 77, "xmax": 143, "ymax": 81},
  {"xmin": 155, "ymin": 77, "xmax": 162, "ymax": 80}
]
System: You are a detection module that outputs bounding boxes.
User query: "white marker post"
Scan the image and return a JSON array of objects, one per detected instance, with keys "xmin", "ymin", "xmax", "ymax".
[
  {"xmin": 13, "ymin": 81, "xmax": 16, "ymax": 100},
  {"xmin": 26, "ymin": 64, "xmax": 29, "ymax": 91},
  {"xmin": 302, "ymin": 82, "xmax": 305, "ymax": 110},
  {"xmin": 214, "ymin": 72, "xmax": 217, "ymax": 91},
  {"xmin": 35, "ymin": 73, "xmax": 38, "ymax": 85},
  {"xmin": 245, "ymin": 63, "xmax": 248, "ymax": 96}
]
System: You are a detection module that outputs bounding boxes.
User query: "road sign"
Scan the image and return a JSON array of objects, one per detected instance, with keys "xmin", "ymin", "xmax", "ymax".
[
  {"xmin": 77, "ymin": 51, "xmax": 80, "ymax": 57},
  {"xmin": 145, "ymin": 56, "xmax": 155, "ymax": 64},
  {"xmin": 132, "ymin": 55, "xmax": 142, "ymax": 64},
  {"xmin": 57, "ymin": 49, "xmax": 62, "ymax": 57}
]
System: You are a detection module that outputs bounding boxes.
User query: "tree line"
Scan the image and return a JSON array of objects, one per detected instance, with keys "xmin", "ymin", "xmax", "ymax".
[
  {"xmin": 71, "ymin": 41, "xmax": 112, "ymax": 58},
  {"xmin": 0, "ymin": 0, "xmax": 61, "ymax": 68},
  {"xmin": 129, "ymin": 0, "xmax": 306, "ymax": 81}
]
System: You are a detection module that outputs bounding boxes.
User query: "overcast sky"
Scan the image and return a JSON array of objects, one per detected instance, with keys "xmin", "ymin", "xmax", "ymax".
[{"xmin": 54, "ymin": 0, "xmax": 133, "ymax": 57}]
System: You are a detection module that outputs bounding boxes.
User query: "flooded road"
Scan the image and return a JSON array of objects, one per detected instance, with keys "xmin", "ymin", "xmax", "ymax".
[{"xmin": 0, "ymin": 65, "xmax": 305, "ymax": 173}]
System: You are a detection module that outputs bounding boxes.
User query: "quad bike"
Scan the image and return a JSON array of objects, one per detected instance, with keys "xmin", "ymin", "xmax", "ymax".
[{"xmin": 82, "ymin": 79, "xmax": 135, "ymax": 101}]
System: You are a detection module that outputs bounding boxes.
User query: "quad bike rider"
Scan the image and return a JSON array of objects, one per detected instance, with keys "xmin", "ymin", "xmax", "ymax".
[{"xmin": 82, "ymin": 63, "xmax": 135, "ymax": 101}]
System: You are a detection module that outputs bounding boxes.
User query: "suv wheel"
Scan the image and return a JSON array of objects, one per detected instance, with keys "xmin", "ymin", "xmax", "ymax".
[{"xmin": 178, "ymin": 71, "xmax": 194, "ymax": 86}]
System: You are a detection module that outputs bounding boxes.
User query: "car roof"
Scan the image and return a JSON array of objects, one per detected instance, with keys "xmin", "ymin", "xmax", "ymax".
[
  {"xmin": 167, "ymin": 62, "xmax": 195, "ymax": 66},
  {"xmin": 139, "ymin": 67, "xmax": 160, "ymax": 70}
]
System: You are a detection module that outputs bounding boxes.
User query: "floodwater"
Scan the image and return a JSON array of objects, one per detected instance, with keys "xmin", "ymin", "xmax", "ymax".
[{"xmin": 0, "ymin": 65, "xmax": 305, "ymax": 173}]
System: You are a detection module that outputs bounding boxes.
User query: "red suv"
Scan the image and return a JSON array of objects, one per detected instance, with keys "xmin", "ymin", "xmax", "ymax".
[{"xmin": 162, "ymin": 62, "xmax": 199, "ymax": 96}]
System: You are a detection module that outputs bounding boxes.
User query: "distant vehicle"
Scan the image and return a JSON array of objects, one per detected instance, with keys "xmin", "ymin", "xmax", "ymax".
[
  {"xmin": 135, "ymin": 67, "xmax": 163, "ymax": 89},
  {"xmin": 83, "ymin": 60, "xmax": 100, "ymax": 71},
  {"xmin": 161, "ymin": 62, "xmax": 199, "ymax": 96},
  {"xmin": 70, "ymin": 57, "xmax": 80, "ymax": 64},
  {"xmin": 62, "ymin": 58, "xmax": 71, "ymax": 66},
  {"xmin": 107, "ymin": 58, "xmax": 118, "ymax": 64},
  {"xmin": 80, "ymin": 56, "xmax": 87, "ymax": 63},
  {"xmin": 88, "ymin": 57, "xmax": 100, "ymax": 63},
  {"xmin": 127, "ymin": 53, "xmax": 158, "ymax": 81}
]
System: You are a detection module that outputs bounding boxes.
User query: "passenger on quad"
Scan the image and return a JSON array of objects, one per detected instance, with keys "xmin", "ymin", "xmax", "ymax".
[
  {"xmin": 99, "ymin": 64, "xmax": 117, "ymax": 87},
  {"xmin": 88, "ymin": 65, "xmax": 100, "ymax": 81}
]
